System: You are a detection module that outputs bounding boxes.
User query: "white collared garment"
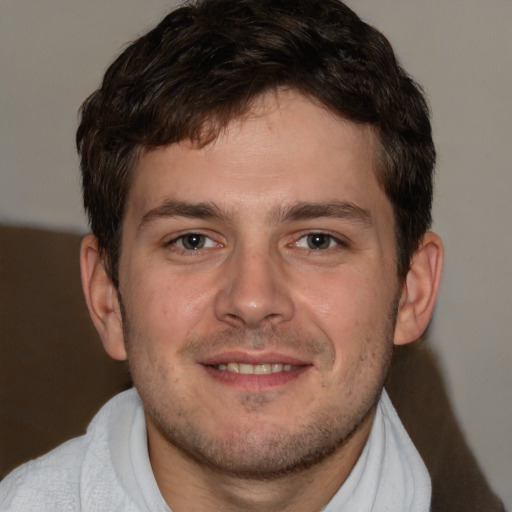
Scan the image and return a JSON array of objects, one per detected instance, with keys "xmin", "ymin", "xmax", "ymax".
[
  {"xmin": 0, "ymin": 389, "xmax": 430, "ymax": 511},
  {"xmin": 322, "ymin": 391, "xmax": 431, "ymax": 512}
]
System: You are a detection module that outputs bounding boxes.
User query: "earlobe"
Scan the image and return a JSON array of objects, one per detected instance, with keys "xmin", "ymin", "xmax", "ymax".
[
  {"xmin": 80, "ymin": 233, "xmax": 127, "ymax": 361},
  {"xmin": 394, "ymin": 232, "xmax": 444, "ymax": 346}
]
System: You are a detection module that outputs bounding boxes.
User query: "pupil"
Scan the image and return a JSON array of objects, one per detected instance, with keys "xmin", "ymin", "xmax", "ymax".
[
  {"xmin": 184, "ymin": 234, "xmax": 204, "ymax": 249},
  {"xmin": 308, "ymin": 234, "xmax": 329, "ymax": 249}
]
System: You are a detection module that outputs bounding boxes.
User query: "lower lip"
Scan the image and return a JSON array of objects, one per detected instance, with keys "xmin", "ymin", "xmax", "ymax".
[{"xmin": 202, "ymin": 364, "xmax": 310, "ymax": 391}]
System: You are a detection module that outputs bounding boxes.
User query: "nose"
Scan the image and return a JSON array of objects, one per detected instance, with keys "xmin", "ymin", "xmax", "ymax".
[{"xmin": 213, "ymin": 246, "xmax": 294, "ymax": 329}]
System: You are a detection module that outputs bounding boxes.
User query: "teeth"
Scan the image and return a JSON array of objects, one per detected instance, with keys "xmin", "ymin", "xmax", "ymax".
[
  {"xmin": 227, "ymin": 362, "xmax": 239, "ymax": 373},
  {"xmin": 253, "ymin": 364, "xmax": 271, "ymax": 375},
  {"xmin": 239, "ymin": 363, "xmax": 255, "ymax": 374},
  {"xmin": 215, "ymin": 363, "xmax": 293, "ymax": 374}
]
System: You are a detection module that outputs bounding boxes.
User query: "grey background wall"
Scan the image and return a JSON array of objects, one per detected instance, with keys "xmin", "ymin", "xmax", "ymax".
[{"xmin": 1, "ymin": 0, "xmax": 511, "ymax": 506}]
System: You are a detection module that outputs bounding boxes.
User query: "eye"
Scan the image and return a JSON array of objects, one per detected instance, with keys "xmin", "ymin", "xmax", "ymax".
[
  {"xmin": 171, "ymin": 233, "xmax": 217, "ymax": 250},
  {"xmin": 296, "ymin": 233, "xmax": 341, "ymax": 250}
]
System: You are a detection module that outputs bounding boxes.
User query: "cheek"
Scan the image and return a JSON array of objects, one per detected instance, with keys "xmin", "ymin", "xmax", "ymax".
[
  {"xmin": 122, "ymin": 276, "xmax": 188, "ymax": 387},
  {"xmin": 296, "ymin": 269, "xmax": 396, "ymax": 376},
  {"xmin": 298, "ymin": 268, "xmax": 391, "ymax": 333},
  {"xmin": 125, "ymin": 266, "xmax": 215, "ymax": 338}
]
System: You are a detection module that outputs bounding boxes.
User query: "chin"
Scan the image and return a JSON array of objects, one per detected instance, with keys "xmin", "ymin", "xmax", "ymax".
[{"xmin": 146, "ymin": 395, "xmax": 377, "ymax": 481}]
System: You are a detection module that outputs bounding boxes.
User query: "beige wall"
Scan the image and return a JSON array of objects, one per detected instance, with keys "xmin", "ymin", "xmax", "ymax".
[{"xmin": 1, "ymin": 0, "xmax": 511, "ymax": 506}]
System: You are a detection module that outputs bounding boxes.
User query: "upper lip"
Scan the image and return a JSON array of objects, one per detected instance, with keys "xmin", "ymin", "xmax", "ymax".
[{"xmin": 199, "ymin": 351, "xmax": 312, "ymax": 367}]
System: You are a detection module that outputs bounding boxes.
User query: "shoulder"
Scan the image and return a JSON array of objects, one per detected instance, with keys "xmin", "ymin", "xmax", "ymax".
[
  {"xmin": 0, "ymin": 436, "xmax": 86, "ymax": 511},
  {"xmin": 0, "ymin": 389, "xmax": 141, "ymax": 512}
]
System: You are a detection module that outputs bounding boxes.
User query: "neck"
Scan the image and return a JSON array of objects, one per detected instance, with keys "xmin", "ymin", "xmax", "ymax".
[{"xmin": 147, "ymin": 410, "xmax": 375, "ymax": 512}]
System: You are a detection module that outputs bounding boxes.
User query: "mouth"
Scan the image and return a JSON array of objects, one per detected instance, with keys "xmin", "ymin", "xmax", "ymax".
[
  {"xmin": 200, "ymin": 353, "xmax": 312, "ymax": 390},
  {"xmin": 212, "ymin": 362, "xmax": 301, "ymax": 374}
]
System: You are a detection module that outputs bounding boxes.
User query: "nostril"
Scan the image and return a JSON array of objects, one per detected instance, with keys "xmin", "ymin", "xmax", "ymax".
[
  {"xmin": 213, "ymin": 258, "xmax": 295, "ymax": 327},
  {"xmin": 223, "ymin": 313, "xmax": 246, "ymax": 328}
]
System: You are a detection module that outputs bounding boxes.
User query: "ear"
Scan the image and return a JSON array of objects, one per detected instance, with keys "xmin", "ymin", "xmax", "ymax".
[
  {"xmin": 80, "ymin": 233, "xmax": 127, "ymax": 360},
  {"xmin": 394, "ymin": 232, "xmax": 444, "ymax": 346}
]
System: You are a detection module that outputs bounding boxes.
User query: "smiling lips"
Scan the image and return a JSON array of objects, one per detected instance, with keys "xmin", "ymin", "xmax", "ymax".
[
  {"xmin": 204, "ymin": 361, "xmax": 309, "ymax": 389},
  {"xmin": 199, "ymin": 351, "xmax": 313, "ymax": 388},
  {"xmin": 213, "ymin": 362, "xmax": 299, "ymax": 374}
]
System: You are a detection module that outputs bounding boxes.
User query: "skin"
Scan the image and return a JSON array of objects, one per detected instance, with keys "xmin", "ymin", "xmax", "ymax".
[{"xmin": 82, "ymin": 90, "xmax": 444, "ymax": 512}]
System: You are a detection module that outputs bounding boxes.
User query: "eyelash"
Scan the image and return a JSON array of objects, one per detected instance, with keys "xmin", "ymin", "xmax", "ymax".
[
  {"xmin": 166, "ymin": 231, "xmax": 346, "ymax": 253},
  {"xmin": 294, "ymin": 232, "xmax": 347, "ymax": 252},
  {"xmin": 166, "ymin": 232, "xmax": 221, "ymax": 252}
]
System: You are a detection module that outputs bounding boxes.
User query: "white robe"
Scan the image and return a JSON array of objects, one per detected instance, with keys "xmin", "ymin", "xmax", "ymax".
[{"xmin": 0, "ymin": 389, "xmax": 430, "ymax": 511}]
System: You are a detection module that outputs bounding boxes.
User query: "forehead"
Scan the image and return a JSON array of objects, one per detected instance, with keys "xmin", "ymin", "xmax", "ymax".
[{"xmin": 126, "ymin": 90, "xmax": 388, "ymax": 223}]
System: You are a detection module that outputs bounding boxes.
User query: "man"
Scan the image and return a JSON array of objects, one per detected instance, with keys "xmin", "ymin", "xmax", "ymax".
[{"xmin": 1, "ymin": 0, "xmax": 445, "ymax": 510}]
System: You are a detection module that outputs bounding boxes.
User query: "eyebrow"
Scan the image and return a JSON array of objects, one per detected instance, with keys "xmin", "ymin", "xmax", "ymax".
[
  {"xmin": 138, "ymin": 198, "xmax": 373, "ymax": 231},
  {"xmin": 138, "ymin": 199, "xmax": 228, "ymax": 230},
  {"xmin": 274, "ymin": 201, "xmax": 373, "ymax": 226}
]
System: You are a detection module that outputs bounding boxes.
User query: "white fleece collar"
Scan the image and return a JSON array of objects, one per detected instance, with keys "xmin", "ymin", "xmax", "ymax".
[{"xmin": 322, "ymin": 390, "xmax": 431, "ymax": 512}]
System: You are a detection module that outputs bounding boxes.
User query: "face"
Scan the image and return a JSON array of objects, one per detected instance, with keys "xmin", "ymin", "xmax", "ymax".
[{"xmin": 116, "ymin": 90, "xmax": 401, "ymax": 479}]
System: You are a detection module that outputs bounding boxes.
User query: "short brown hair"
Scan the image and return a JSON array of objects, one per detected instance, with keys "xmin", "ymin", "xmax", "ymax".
[{"xmin": 77, "ymin": 0, "xmax": 435, "ymax": 287}]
